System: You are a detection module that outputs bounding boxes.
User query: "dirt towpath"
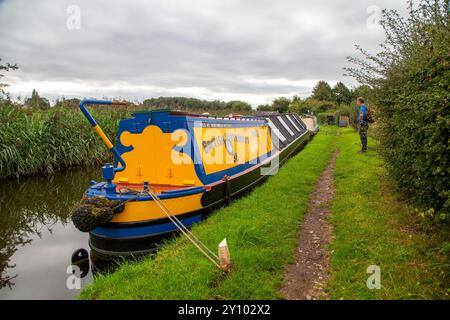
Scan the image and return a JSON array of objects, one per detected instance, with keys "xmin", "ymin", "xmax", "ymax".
[{"xmin": 280, "ymin": 149, "xmax": 339, "ymax": 300}]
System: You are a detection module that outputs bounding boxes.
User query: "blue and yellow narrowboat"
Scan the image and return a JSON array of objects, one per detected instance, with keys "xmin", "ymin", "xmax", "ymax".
[{"xmin": 74, "ymin": 100, "xmax": 312, "ymax": 257}]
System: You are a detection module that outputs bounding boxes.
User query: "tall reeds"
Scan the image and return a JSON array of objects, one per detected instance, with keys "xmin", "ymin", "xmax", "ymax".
[{"xmin": 0, "ymin": 102, "xmax": 129, "ymax": 179}]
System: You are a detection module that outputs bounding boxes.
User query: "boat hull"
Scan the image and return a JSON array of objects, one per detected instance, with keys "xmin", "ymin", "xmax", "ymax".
[{"xmin": 88, "ymin": 130, "xmax": 310, "ymax": 257}]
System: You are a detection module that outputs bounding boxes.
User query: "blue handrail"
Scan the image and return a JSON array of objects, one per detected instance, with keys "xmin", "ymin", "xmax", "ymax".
[{"xmin": 79, "ymin": 99, "xmax": 127, "ymax": 173}]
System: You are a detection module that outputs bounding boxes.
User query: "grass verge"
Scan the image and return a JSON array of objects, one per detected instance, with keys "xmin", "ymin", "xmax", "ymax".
[
  {"xmin": 80, "ymin": 127, "xmax": 338, "ymax": 299},
  {"xmin": 327, "ymin": 128, "xmax": 449, "ymax": 299}
]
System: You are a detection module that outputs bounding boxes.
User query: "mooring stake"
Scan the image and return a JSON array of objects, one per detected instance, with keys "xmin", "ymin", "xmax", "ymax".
[
  {"xmin": 145, "ymin": 189, "xmax": 224, "ymax": 270},
  {"xmin": 218, "ymin": 238, "xmax": 232, "ymax": 273}
]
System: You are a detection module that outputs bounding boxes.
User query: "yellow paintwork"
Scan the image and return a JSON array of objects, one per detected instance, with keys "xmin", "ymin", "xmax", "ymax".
[
  {"xmin": 113, "ymin": 123, "xmax": 272, "ymax": 186},
  {"xmin": 111, "ymin": 193, "xmax": 203, "ymax": 222},
  {"xmin": 94, "ymin": 124, "xmax": 114, "ymax": 149},
  {"xmin": 182, "ymin": 179, "xmax": 195, "ymax": 186},
  {"xmin": 193, "ymin": 126, "xmax": 272, "ymax": 175},
  {"xmin": 114, "ymin": 125, "xmax": 202, "ymax": 186}
]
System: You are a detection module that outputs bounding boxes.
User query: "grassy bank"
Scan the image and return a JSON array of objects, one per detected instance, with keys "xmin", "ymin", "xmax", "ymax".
[
  {"xmin": 80, "ymin": 127, "xmax": 338, "ymax": 299},
  {"xmin": 327, "ymin": 128, "xmax": 449, "ymax": 299}
]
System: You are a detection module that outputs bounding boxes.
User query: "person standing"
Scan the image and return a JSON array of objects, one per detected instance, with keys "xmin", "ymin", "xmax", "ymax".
[{"xmin": 357, "ymin": 97, "xmax": 368, "ymax": 153}]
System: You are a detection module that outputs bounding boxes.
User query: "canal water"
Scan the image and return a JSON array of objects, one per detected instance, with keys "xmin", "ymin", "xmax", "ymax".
[{"xmin": 0, "ymin": 166, "xmax": 103, "ymax": 299}]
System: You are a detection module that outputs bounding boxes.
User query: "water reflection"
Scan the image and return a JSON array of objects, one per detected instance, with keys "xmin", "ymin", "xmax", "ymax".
[{"xmin": 0, "ymin": 166, "xmax": 101, "ymax": 298}]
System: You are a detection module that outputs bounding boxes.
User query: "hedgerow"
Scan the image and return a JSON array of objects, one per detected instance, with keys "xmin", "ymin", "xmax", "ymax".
[{"xmin": 345, "ymin": 0, "xmax": 449, "ymax": 222}]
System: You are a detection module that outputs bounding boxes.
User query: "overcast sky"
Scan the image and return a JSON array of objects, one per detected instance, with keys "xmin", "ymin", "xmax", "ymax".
[{"xmin": 0, "ymin": 0, "xmax": 408, "ymax": 106}]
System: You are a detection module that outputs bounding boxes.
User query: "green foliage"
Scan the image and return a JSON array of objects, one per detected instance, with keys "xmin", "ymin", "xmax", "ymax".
[
  {"xmin": 332, "ymin": 81, "xmax": 353, "ymax": 105},
  {"xmin": 256, "ymin": 97, "xmax": 291, "ymax": 113},
  {"xmin": 311, "ymin": 80, "xmax": 334, "ymax": 101},
  {"xmin": 256, "ymin": 104, "xmax": 272, "ymax": 111},
  {"xmin": 288, "ymin": 100, "xmax": 308, "ymax": 114},
  {"xmin": 141, "ymin": 97, "xmax": 255, "ymax": 115},
  {"xmin": 0, "ymin": 100, "xmax": 127, "ymax": 178},
  {"xmin": 287, "ymin": 80, "xmax": 368, "ymax": 122},
  {"xmin": 25, "ymin": 89, "xmax": 50, "ymax": 110},
  {"xmin": 143, "ymin": 97, "xmax": 229, "ymax": 111},
  {"xmin": 352, "ymin": 85, "xmax": 373, "ymax": 103},
  {"xmin": 317, "ymin": 112, "xmax": 337, "ymax": 125},
  {"xmin": 0, "ymin": 58, "xmax": 18, "ymax": 98},
  {"xmin": 54, "ymin": 97, "xmax": 81, "ymax": 109},
  {"xmin": 345, "ymin": 0, "xmax": 450, "ymax": 219},
  {"xmin": 226, "ymin": 100, "xmax": 252, "ymax": 112},
  {"xmin": 0, "ymin": 96, "xmax": 258, "ymax": 178},
  {"xmin": 328, "ymin": 128, "xmax": 449, "ymax": 299},
  {"xmin": 271, "ymin": 97, "xmax": 290, "ymax": 113},
  {"xmin": 337, "ymin": 103, "xmax": 360, "ymax": 127},
  {"xmin": 289, "ymin": 98, "xmax": 337, "ymax": 114}
]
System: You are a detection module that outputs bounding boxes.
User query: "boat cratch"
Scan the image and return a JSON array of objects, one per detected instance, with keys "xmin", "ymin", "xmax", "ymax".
[{"xmin": 72, "ymin": 99, "xmax": 317, "ymax": 257}]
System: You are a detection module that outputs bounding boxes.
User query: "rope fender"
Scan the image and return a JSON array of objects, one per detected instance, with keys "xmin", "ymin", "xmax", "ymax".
[{"xmin": 71, "ymin": 196, "xmax": 125, "ymax": 232}]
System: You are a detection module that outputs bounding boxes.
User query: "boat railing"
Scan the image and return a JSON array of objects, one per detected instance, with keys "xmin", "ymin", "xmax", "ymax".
[{"xmin": 79, "ymin": 99, "xmax": 127, "ymax": 175}]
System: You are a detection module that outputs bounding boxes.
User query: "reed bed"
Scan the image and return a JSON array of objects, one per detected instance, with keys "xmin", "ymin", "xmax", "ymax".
[{"xmin": 0, "ymin": 103, "xmax": 130, "ymax": 179}]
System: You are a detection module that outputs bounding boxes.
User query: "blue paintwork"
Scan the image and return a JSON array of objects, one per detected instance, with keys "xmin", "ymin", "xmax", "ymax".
[
  {"xmin": 186, "ymin": 118, "xmax": 272, "ymax": 184},
  {"xmin": 79, "ymin": 99, "xmax": 112, "ymax": 127},
  {"xmin": 91, "ymin": 214, "xmax": 203, "ymax": 238},
  {"xmin": 79, "ymin": 99, "xmax": 126, "ymax": 173},
  {"xmin": 102, "ymin": 163, "xmax": 115, "ymax": 181},
  {"xmin": 86, "ymin": 183, "xmax": 206, "ymax": 201},
  {"xmin": 114, "ymin": 110, "xmax": 272, "ymax": 185}
]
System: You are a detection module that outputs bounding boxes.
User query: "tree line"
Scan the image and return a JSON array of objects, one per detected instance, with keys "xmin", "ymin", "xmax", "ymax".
[{"xmin": 256, "ymin": 81, "xmax": 370, "ymax": 118}]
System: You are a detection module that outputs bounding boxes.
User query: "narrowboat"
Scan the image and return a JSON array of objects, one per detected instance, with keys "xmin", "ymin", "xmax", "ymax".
[
  {"xmin": 300, "ymin": 114, "xmax": 319, "ymax": 136},
  {"xmin": 73, "ymin": 99, "xmax": 313, "ymax": 257}
]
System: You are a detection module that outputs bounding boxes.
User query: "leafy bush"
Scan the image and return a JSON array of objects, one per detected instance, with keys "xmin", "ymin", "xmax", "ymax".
[
  {"xmin": 317, "ymin": 112, "xmax": 337, "ymax": 125},
  {"xmin": 336, "ymin": 103, "xmax": 359, "ymax": 127},
  {"xmin": 346, "ymin": 0, "xmax": 450, "ymax": 220},
  {"xmin": 289, "ymin": 98, "xmax": 337, "ymax": 114}
]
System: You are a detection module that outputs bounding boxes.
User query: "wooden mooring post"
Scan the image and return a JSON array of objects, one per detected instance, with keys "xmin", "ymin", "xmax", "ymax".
[{"xmin": 218, "ymin": 238, "xmax": 232, "ymax": 273}]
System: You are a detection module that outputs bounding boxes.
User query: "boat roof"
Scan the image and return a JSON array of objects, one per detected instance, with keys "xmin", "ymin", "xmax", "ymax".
[{"xmin": 132, "ymin": 109, "xmax": 264, "ymax": 121}]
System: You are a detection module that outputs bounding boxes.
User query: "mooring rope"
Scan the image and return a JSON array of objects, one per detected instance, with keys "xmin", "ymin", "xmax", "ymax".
[
  {"xmin": 109, "ymin": 186, "xmax": 220, "ymax": 269},
  {"xmin": 143, "ymin": 189, "xmax": 221, "ymax": 269}
]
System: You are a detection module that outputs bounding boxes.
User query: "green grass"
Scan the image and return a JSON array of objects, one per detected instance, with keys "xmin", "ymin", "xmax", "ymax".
[
  {"xmin": 79, "ymin": 127, "xmax": 339, "ymax": 299},
  {"xmin": 327, "ymin": 128, "xmax": 449, "ymax": 299},
  {"xmin": 80, "ymin": 127, "xmax": 449, "ymax": 300}
]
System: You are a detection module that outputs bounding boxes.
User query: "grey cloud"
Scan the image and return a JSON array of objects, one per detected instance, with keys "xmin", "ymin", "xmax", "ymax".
[{"xmin": 0, "ymin": 0, "xmax": 408, "ymax": 105}]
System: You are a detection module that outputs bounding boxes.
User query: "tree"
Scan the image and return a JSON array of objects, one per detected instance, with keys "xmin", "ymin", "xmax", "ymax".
[
  {"xmin": 0, "ymin": 58, "xmax": 18, "ymax": 99},
  {"xmin": 226, "ymin": 100, "xmax": 252, "ymax": 112},
  {"xmin": 256, "ymin": 104, "xmax": 272, "ymax": 111},
  {"xmin": 26, "ymin": 89, "xmax": 50, "ymax": 109},
  {"xmin": 310, "ymin": 81, "xmax": 333, "ymax": 101},
  {"xmin": 54, "ymin": 97, "xmax": 81, "ymax": 109},
  {"xmin": 289, "ymin": 99, "xmax": 308, "ymax": 114},
  {"xmin": 332, "ymin": 82, "xmax": 352, "ymax": 105},
  {"xmin": 272, "ymin": 97, "xmax": 290, "ymax": 113},
  {"xmin": 345, "ymin": 0, "xmax": 450, "ymax": 217},
  {"xmin": 142, "ymin": 97, "xmax": 229, "ymax": 111},
  {"xmin": 351, "ymin": 85, "xmax": 373, "ymax": 103}
]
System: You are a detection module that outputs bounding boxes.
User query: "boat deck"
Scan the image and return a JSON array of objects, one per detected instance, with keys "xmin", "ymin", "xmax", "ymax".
[{"xmin": 115, "ymin": 183, "xmax": 198, "ymax": 195}]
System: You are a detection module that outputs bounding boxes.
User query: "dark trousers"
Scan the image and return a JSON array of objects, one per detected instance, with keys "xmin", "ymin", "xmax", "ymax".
[{"xmin": 359, "ymin": 124, "xmax": 368, "ymax": 151}]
